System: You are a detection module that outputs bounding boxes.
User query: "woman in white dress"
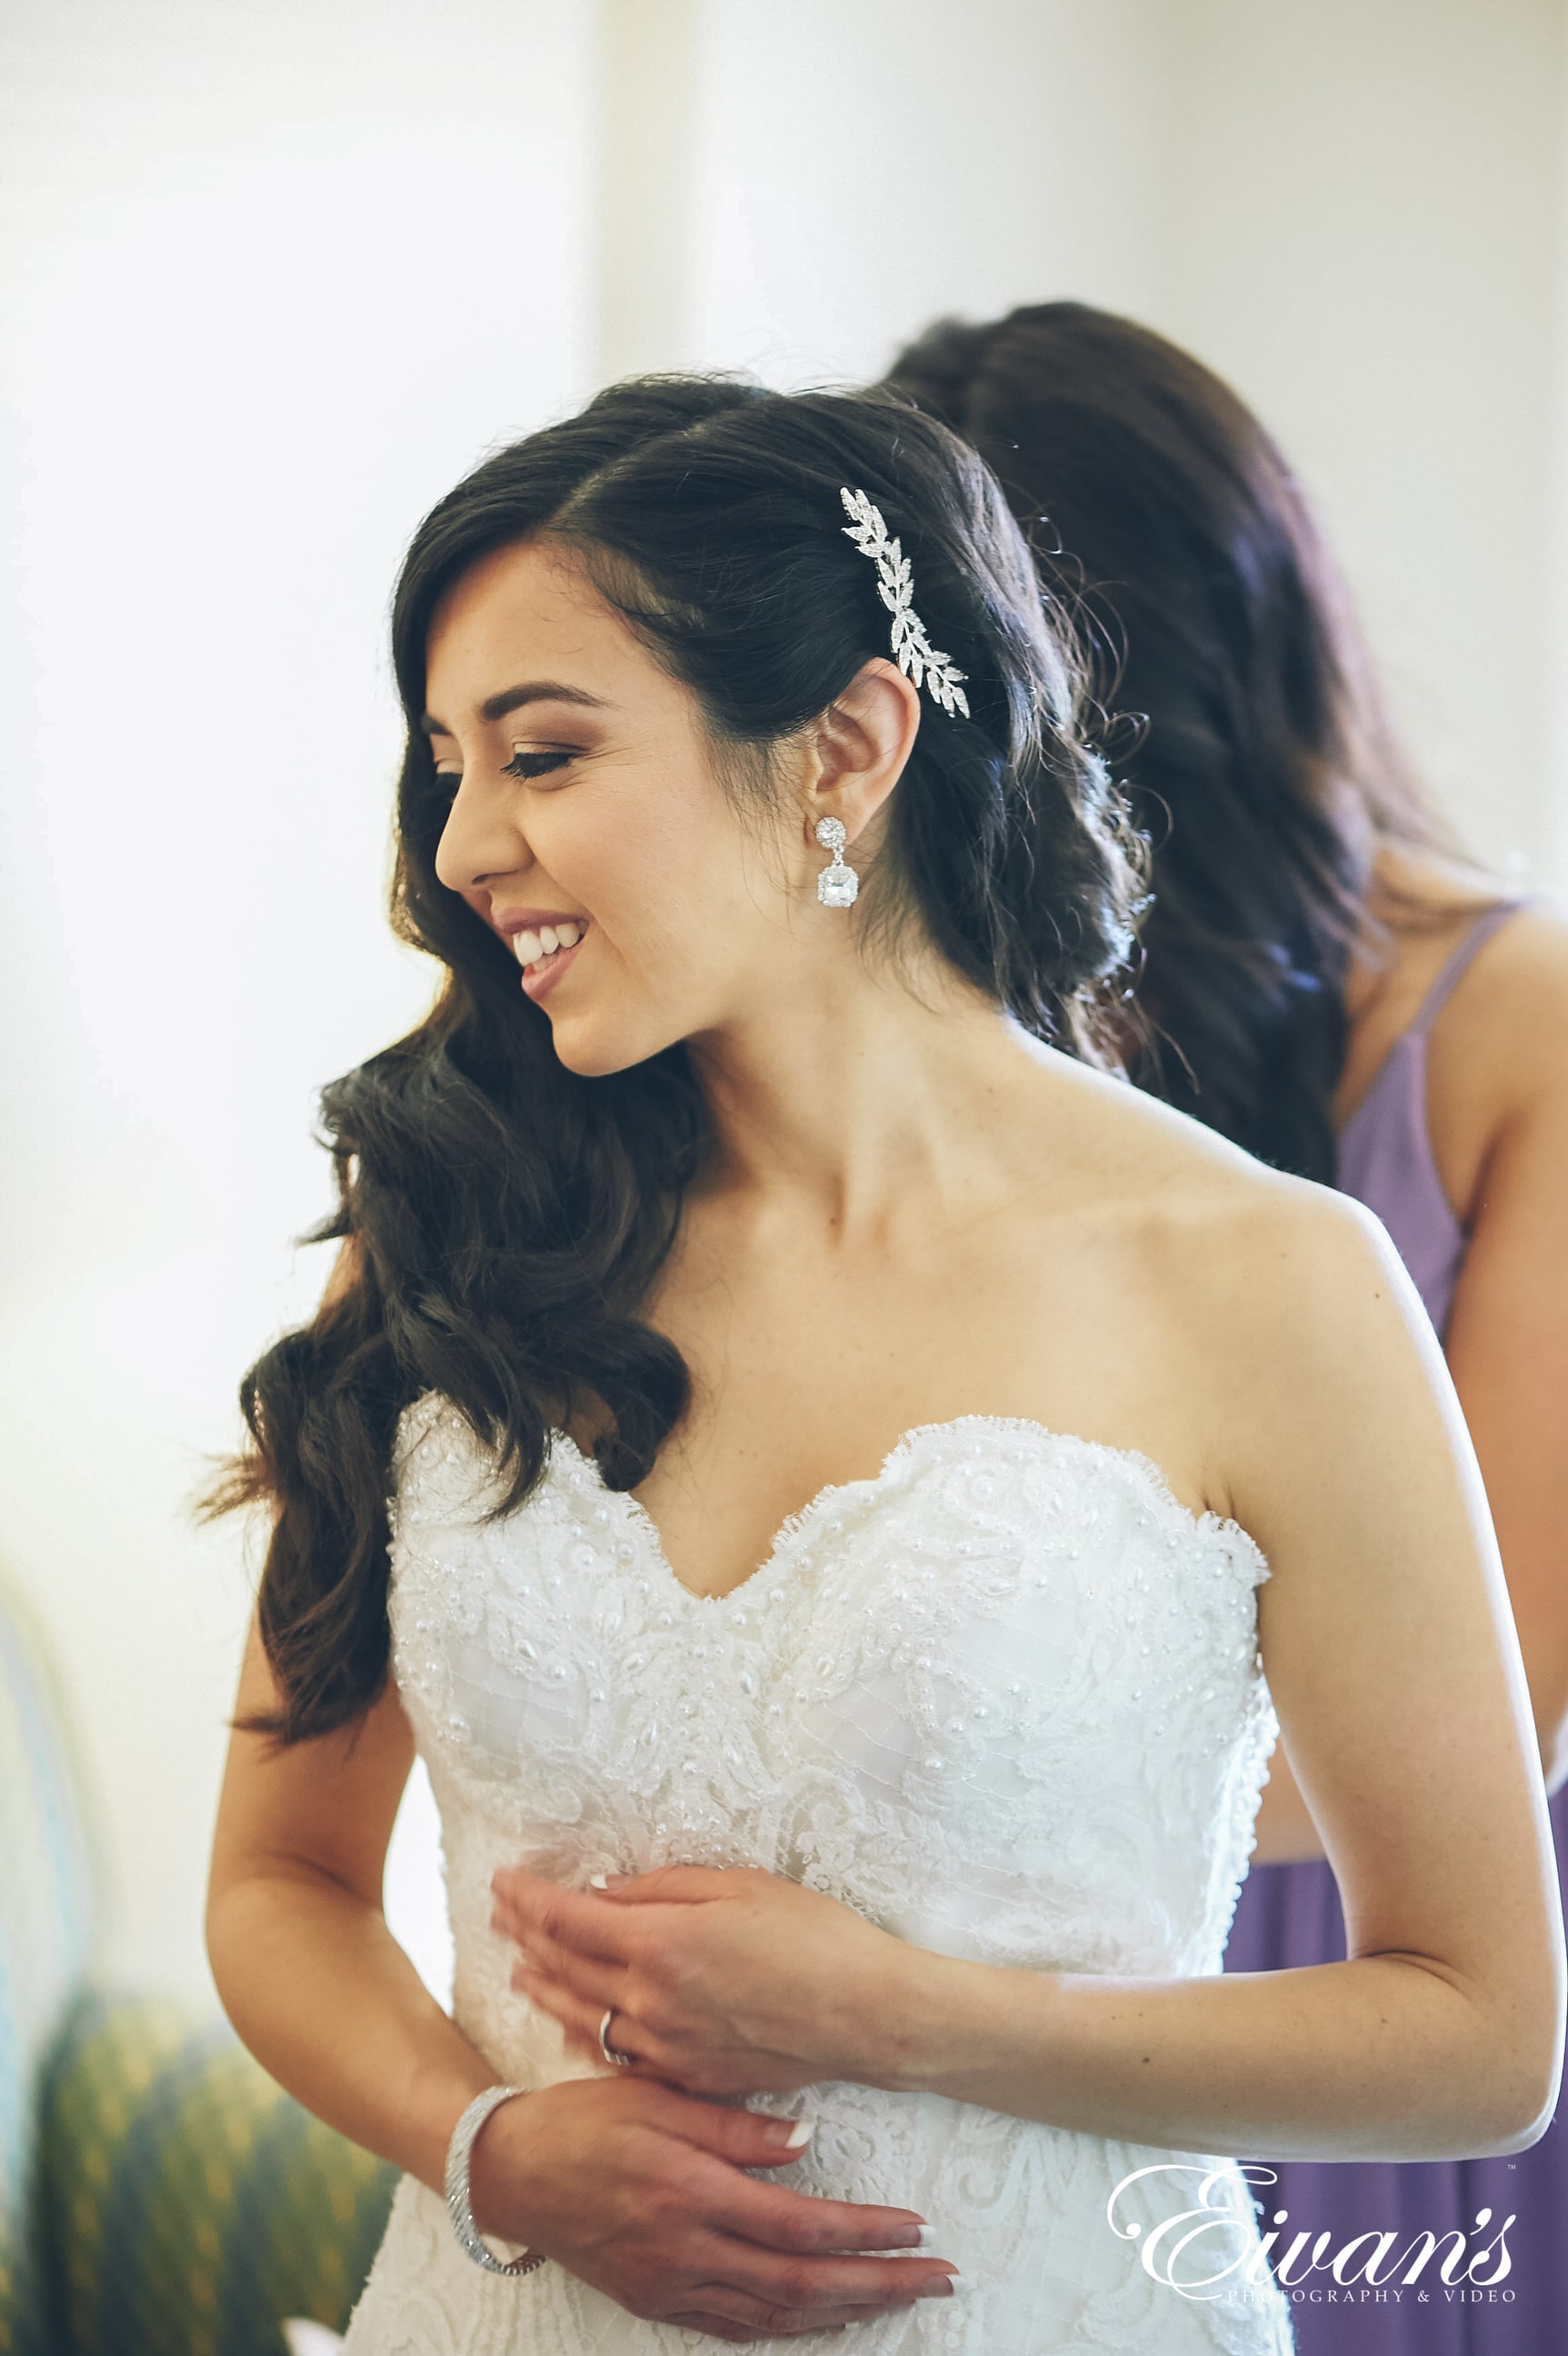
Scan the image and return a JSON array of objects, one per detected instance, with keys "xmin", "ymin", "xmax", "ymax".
[{"xmin": 205, "ymin": 379, "xmax": 1562, "ymax": 2354}]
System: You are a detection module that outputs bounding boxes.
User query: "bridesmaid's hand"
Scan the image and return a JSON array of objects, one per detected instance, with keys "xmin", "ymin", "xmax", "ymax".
[{"xmin": 489, "ymin": 1864, "xmax": 922, "ymax": 2097}]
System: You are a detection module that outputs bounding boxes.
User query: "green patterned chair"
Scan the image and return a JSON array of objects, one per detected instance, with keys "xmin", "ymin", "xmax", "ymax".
[{"xmin": 0, "ymin": 1576, "xmax": 396, "ymax": 2355}]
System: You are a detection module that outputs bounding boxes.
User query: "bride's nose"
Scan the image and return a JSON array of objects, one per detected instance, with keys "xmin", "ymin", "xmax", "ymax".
[{"xmin": 434, "ymin": 770, "xmax": 534, "ymax": 896}]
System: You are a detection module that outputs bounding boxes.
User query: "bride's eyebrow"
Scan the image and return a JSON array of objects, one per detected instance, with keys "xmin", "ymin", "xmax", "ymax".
[{"xmin": 419, "ymin": 681, "xmax": 614, "ymax": 737}]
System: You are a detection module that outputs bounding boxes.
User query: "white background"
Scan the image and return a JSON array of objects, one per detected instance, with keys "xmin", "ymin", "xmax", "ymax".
[{"xmin": 2, "ymin": 0, "xmax": 1565, "ymax": 2007}]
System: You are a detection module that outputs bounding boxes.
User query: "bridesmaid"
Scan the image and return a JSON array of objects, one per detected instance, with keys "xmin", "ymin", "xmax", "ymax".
[{"xmin": 884, "ymin": 301, "xmax": 1568, "ymax": 2350}]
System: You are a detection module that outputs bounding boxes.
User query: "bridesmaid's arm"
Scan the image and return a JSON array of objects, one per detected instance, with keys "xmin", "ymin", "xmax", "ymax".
[
  {"xmin": 1248, "ymin": 1743, "xmax": 1323, "ymax": 1864},
  {"xmin": 1441, "ymin": 916, "xmax": 1568, "ymax": 1789},
  {"xmin": 1253, "ymin": 910, "xmax": 1568, "ymax": 1852}
]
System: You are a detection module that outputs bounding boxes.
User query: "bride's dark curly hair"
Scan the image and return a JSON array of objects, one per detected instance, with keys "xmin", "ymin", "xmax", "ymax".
[
  {"xmin": 883, "ymin": 302, "xmax": 1448, "ymax": 1183},
  {"xmin": 216, "ymin": 375, "xmax": 1146, "ymax": 1744}
]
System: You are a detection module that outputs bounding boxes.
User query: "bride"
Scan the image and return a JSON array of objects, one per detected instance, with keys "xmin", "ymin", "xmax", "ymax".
[{"xmin": 205, "ymin": 378, "xmax": 1561, "ymax": 2353}]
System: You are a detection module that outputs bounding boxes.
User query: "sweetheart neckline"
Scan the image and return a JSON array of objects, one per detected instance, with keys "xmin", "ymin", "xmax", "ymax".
[{"xmin": 543, "ymin": 1412, "xmax": 1269, "ymax": 1609}]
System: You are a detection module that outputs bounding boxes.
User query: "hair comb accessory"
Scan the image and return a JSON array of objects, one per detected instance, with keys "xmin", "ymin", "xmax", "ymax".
[{"xmin": 839, "ymin": 487, "xmax": 970, "ymax": 719}]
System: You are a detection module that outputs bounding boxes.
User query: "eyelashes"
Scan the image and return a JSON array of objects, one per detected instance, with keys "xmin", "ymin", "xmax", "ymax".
[
  {"xmin": 431, "ymin": 748, "xmax": 576, "ymax": 793},
  {"xmin": 502, "ymin": 749, "xmax": 574, "ymax": 782}
]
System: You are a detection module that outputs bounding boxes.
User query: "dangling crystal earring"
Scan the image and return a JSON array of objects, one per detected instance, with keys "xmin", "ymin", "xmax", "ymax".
[{"xmin": 814, "ymin": 816, "xmax": 858, "ymax": 909}]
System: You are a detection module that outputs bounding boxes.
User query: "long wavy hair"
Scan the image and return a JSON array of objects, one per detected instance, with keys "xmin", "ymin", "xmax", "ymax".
[
  {"xmin": 216, "ymin": 375, "xmax": 1146, "ymax": 1745},
  {"xmin": 883, "ymin": 301, "xmax": 1447, "ymax": 1182}
]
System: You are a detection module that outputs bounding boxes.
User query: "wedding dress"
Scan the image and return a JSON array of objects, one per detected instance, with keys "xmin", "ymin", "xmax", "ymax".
[{"xmin": 341, "ymin": 1393, "xmax": 1294, "ymax": 2353}]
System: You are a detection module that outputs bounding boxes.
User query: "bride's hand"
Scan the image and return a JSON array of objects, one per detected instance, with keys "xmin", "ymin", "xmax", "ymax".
[
  {"xmin": 489, "ymin": 1864, "xmax": 920, "ymax": 2097},
  {"xmin": 467, "ymin": 2074, "xmax": 958, "ymax": 2342}
]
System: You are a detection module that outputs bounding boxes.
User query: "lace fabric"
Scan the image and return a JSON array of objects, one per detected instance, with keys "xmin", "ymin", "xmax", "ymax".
[{"xmin": 341, "ymin": 1398, "xmax": 1293, "ymax": 2353}]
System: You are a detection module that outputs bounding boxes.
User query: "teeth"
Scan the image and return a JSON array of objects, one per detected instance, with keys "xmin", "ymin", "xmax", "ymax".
[{"xmin": 512, "ymin": 920, "xmax": 586, "ymax": 972}]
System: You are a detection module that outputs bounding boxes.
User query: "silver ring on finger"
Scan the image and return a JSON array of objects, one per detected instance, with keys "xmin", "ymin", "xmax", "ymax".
[{"xmin": 598, "ymin": 2005, "xmax": 635, "ymax": 2068}]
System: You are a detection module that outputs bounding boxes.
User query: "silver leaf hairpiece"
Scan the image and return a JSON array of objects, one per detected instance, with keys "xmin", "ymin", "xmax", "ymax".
[{"xmin": 839, "ymin": 486, "xmax": 970, "ymax": 720}]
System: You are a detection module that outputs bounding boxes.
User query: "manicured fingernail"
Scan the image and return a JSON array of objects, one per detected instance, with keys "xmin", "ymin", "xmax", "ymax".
[
  {"xmin": 588, "ymin": 1873, "xmax": 609, "ymax": 1889},
  {"xmin": 780, "ymin": 2118, "xmax": 814, "ymax": 2149},
  {"xmin": 917, "ymin": 2279, "xmax": 954, "ymax": 2298}
]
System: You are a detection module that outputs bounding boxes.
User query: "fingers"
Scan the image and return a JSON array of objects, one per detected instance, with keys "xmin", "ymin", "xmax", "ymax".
[
  {"xmin": 516, "ymin": 2081, "xmax": 957, "ymax": 2341},
  {"xmin": 630, "ymin": 2088, "xmax": 938, "ymax": 2251},
  {"xmin": 493, "ymin": 1875, "xmax": 634, "ymax": 2044},
  {"xmin": 514, "ymin": 1964, "xmax": 664, "ymax": 2078},
  {"xmin": 704, "ymin": 2241, "xmax": 959, "ymax": 2312},
  {"xmin": 672, "ymin": 2236, "xmax": 958, "ymax": 2336},
  {"xmin": 664, "ymin": 2305, "xmax": 890, "ymax": 2340},
  {"xmin": 665, "ymin": 2315, "xmax": 840, "ymax": 2345},
  {"xmin": 660, "ymin": 2103, "xmax": 831, "ymax": 2176},
  {"xmin": 664, "ymin": 2318, "xmax": 778, "ymax": 2346},
  {"xmin": 510, "ymin": 1946, "xmax": 627, "ymax": 2023},
  {"xmin": 594, "ymin": 1864, "xmax": 752, "ymax": 1905},
  {"xmin": 647, "ymin": 2094, "xmax": 820, "ymax": 2167},
  {"xmin": 511, "ymin": 1965, "xmax": 615, "ymax": 2062},
  {"xmin": 491, "ymin": 1871, "xmax": 638, "ymax": 1966},
  {"xmin": 719, "ymin": 2175, "xmax": 939, "ymax": 2257}
]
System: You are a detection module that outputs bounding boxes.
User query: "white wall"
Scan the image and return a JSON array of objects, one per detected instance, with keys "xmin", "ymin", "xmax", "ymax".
[
  {"xmin": 1143, "ymin": 0, "xmax": 1568, "ymax": 882},
  {"xmin": 2, "ymin": 0, "xmax": 1564, "ymax": 2007},
  {"xmin": 687, "ymin": 0, "xmax": 1166, "ymax": 385},
  {"xmin": 0, "ymin": 0, "xmax": 597, "ymax": 2000}
]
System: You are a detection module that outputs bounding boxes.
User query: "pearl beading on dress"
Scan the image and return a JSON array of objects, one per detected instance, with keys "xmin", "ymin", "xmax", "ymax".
[{"xmin": 348, "ymin": 1401, "xmax": 1292, "ymax": 2356}]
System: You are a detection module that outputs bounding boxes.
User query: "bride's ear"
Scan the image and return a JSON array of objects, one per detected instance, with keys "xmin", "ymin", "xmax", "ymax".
[{"xmin": 801, "ymin": 658, "xmax": 922, "ymax": 844}]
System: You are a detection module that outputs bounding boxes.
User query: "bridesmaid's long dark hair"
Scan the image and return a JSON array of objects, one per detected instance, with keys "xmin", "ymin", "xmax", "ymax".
[
  {"xmin": 216, "ymin": 376, "xmax": 1145, "ymax": 1745},
  {"xmin": 883, "ymin": 302, "xmax": 1446, "ymax": 1183}
]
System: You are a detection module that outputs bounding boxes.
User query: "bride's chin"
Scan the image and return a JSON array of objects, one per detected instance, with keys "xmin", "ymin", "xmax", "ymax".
[{"xmin": 545, "ymin": 1012, "xmax": 676, "ymax": 1082}]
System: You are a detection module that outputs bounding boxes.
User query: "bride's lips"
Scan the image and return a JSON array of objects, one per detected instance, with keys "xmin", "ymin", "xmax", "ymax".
[
  {"xmin": 518, "ymin": 928, "xmax": 587, "ymax": 1003},
  {"xmin": 494, "ymin": 910, "xmax": 592, "ymax": 1005}
]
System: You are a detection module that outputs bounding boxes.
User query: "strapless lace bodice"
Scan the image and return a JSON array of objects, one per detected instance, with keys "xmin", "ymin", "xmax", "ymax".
[{"xmin": 342, "ymin": 1396, "xmax": 1293, "ymax": 2354}]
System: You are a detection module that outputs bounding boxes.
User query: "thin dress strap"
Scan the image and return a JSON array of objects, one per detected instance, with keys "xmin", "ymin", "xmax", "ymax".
[
  {"xmin": 1404, "ymin": 898, "xmax": 1529, "ymax": 1039},
  {"xmin": 1336, "ymin": 895, "xmax": 1530, "ymax": 1333}
]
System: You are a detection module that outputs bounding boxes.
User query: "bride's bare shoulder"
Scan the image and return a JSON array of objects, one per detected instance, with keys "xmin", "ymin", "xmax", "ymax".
[
  {"xmin": 1021, "ymin": 1046, "xmax": 1408, "ymax": 1332},
  {"xmin": 1020, "ymin": 1042, "xmax": 1293, "ymax": 1202}
]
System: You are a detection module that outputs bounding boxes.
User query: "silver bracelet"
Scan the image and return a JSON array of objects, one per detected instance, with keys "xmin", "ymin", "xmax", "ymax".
[{"xmin": 444, "ymin": 2085, "xmax": 547, "ymax": 2277}]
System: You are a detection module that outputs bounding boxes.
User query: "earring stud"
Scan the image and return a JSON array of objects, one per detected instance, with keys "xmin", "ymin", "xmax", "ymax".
[{"xmin": 814, "ymin": 816, "xmax": 858, "ymax": 909}]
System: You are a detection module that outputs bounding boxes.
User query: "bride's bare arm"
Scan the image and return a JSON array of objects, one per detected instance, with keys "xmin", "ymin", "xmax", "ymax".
[
  {"xmin": 494, "ymin": 1189, "xmax": 1563, "ymax": 2165},
  {"xmin": 884, "ymin": 1190, "xmax": 1564, "ymax": 2159},
  {"xmin": 207, "ymin": 1616, "xmax": 956, "ymax": 2339},
  {"xmin": 206, "ymin": 1620, "xmax": 494, "ymax": 2191}
]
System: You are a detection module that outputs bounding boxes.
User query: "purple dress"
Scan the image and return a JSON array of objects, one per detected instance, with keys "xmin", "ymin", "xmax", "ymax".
[{"xmin": 1224, "ymin": 900, "xmax": 1565, "ymax": 2348}]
